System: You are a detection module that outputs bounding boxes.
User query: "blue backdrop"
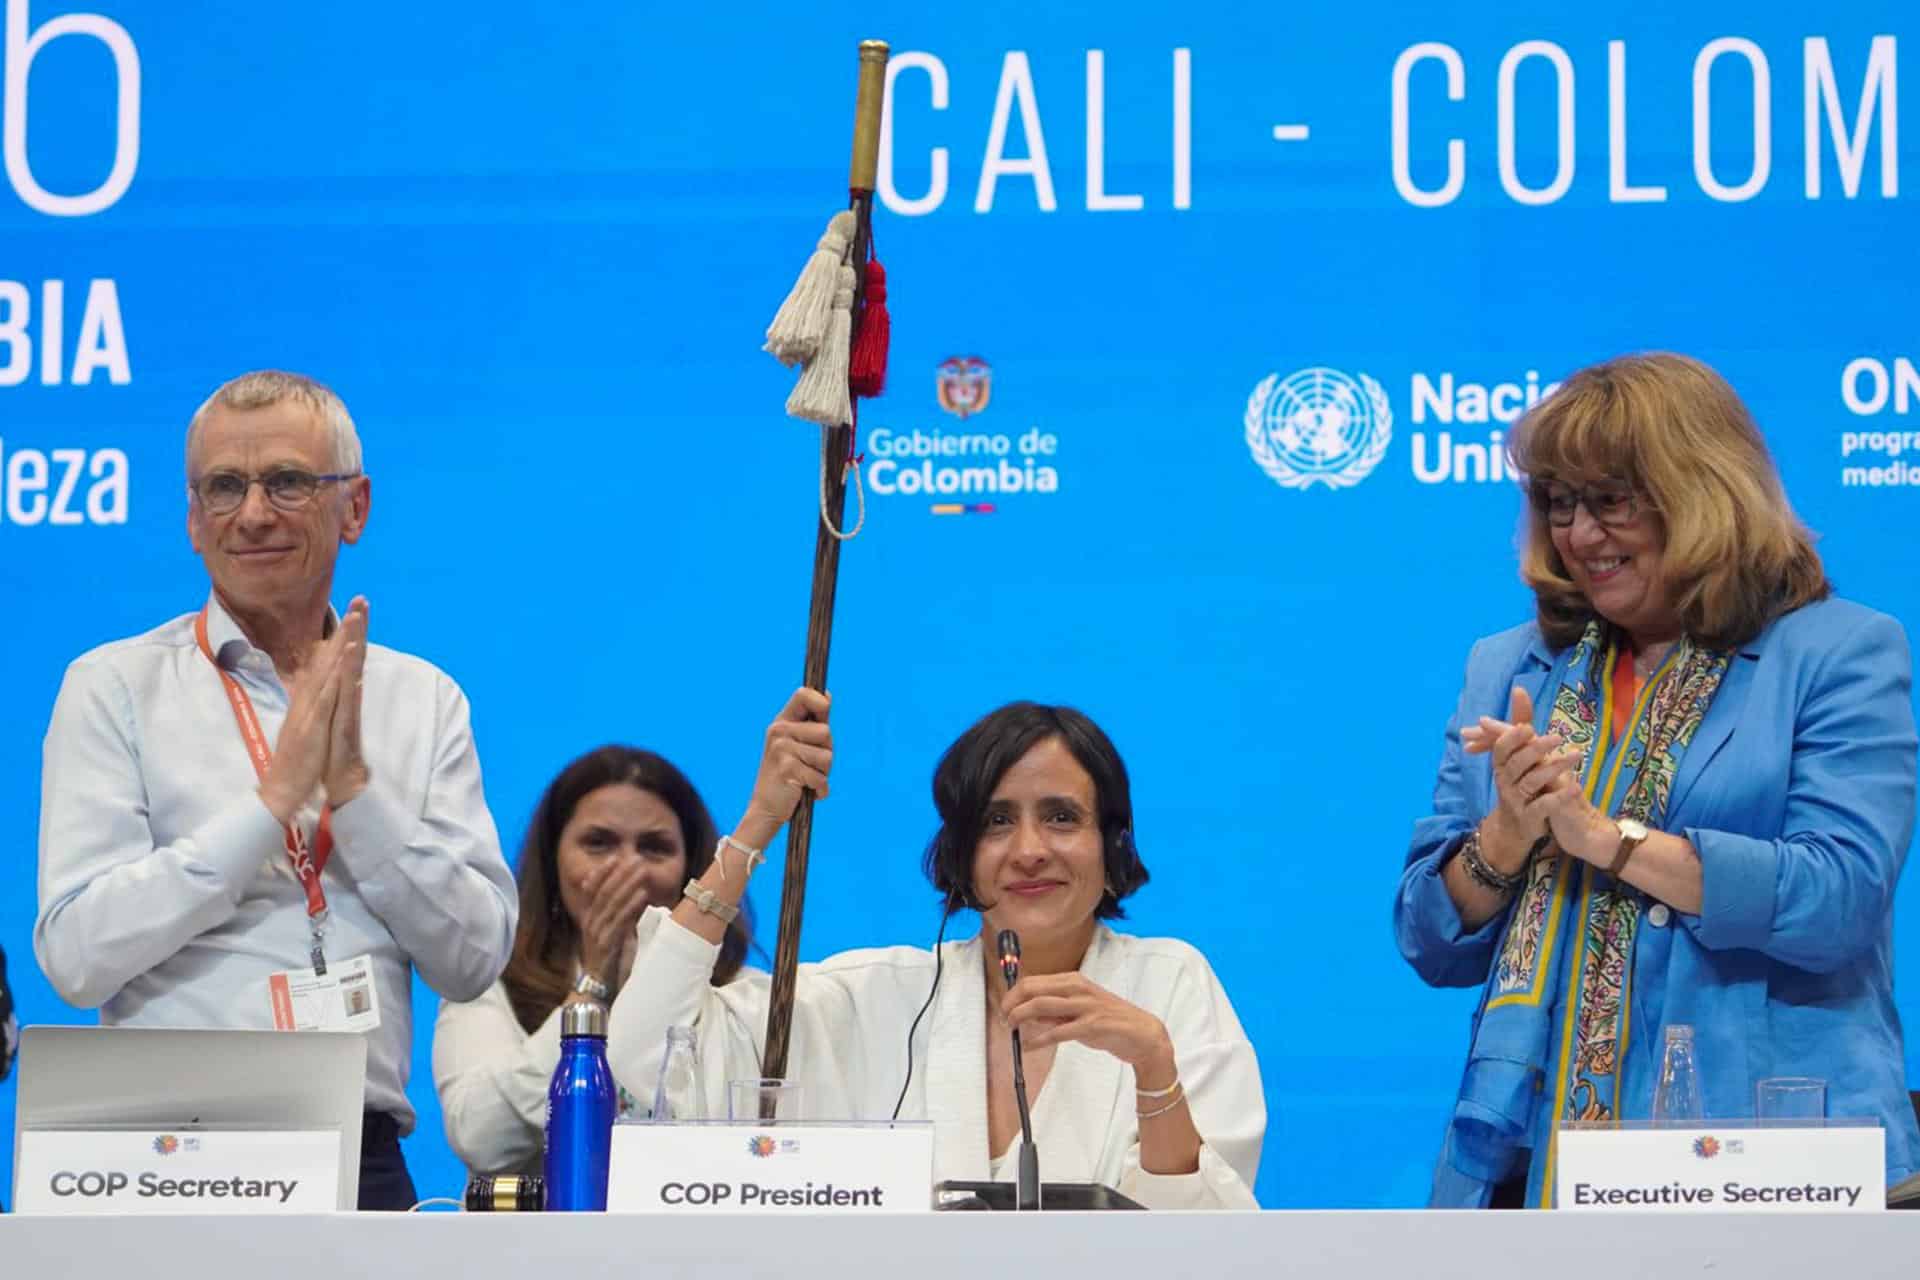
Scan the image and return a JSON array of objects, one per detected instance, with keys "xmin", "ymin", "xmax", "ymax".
[{"xmin": 2, "ymin": 0, "xmax": 1915, "ymax": 1209}]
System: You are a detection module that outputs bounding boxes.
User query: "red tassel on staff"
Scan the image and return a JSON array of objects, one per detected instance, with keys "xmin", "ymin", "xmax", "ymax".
[{"xmin": 848, "ymin": 259, "xmax": 889, "ymax": 398}]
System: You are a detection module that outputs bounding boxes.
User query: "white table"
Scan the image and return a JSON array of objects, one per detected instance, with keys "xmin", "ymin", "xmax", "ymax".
[{"xmin": 4, "ymin": 1210, "xmax": 1916, "ymax": 1279}]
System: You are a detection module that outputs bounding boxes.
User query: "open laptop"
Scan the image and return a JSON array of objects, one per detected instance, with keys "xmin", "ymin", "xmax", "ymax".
[{"xmin": 11, "ymin": 1025, "xmax": 366, "ymax": 1210}]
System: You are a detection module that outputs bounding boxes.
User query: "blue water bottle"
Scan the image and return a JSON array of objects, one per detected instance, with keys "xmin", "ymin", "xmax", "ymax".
[{"xmin": 544, "ymin": 1001, "xmax": 617, "ymax": 1210}]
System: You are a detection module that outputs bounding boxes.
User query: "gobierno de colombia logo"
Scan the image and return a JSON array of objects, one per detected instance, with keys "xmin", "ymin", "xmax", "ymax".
[
  {"xmin": 864, "ymin": 355, "xmax": 1062, "ymax": 514},
  {"xmin": 1244, "ymin": 367, "xmax": 1393, "ymax": 490}
]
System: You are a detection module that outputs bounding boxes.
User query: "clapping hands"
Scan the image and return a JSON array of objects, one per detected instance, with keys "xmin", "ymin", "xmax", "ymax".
[
  {"xmin": 1461, "ymin": 685, "xmax": 1613, "ymax": 864},
  {"xmin": 258, "ymin": 597, "xmax": 371, "ymax": 823}
]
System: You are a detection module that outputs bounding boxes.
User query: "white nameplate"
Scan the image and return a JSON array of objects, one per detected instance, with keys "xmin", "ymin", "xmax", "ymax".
[
  {"xmin": 1557, "ymin": 1124, "xmax": 1884, "ymax": 1212},
  {"xmin": 14, "ymin": 1128, "xmax": 342, "ymax": 1214},
  {"xmin": 608, "ymin": 1122, "xmax": 933, "ymax": 1213}
]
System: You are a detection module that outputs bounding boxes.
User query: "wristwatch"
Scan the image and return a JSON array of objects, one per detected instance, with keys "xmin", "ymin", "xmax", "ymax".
[
  {"xmin": 573, "ymin": 971, "xmax": 611, "ymax": 1002},
  {"xmin": 1607, "ymin": 818, "xmax": 1650, "ymax": 877}
]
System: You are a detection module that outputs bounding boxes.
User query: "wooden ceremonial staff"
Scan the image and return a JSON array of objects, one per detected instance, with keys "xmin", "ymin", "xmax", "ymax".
[{"xmin": 761, "ymin": 39, "xmax": 890, "ymax": 1091}]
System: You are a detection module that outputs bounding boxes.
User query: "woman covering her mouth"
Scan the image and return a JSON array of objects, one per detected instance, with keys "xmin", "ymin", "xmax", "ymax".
[
  {"xmin": 432, "ymin": 745, "xmax": 756, "ymax": 1178},
  {"xmin": 606, "ymin": 695, "xmax": 1264, "ymax": 1210},
  {"xmin": 1395, "ymin": 352, "xmax": 1920, "ymax": 1208}
]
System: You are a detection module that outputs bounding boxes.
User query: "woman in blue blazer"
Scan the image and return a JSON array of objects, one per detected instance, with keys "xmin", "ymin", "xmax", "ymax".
[{"xmin": 1395, "ymin": 352, "xmax": 1919, "ymax": 1209}]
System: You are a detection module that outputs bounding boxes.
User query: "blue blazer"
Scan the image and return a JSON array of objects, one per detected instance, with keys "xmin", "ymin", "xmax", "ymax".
[{"xmin": 1395, "ymin": 597, "xmax": 1920, "ymax": 1200}]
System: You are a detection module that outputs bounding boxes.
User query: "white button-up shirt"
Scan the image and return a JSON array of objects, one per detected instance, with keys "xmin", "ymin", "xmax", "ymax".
[{"xmin": 34, "ymin": 595, "xmax": 518, "ymax": 1130}]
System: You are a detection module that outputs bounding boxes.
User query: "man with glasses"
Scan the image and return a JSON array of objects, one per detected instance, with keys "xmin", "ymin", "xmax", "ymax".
[{"xmin": 34, "ymin": 371, "xmax": 517, "ymax": 1210}]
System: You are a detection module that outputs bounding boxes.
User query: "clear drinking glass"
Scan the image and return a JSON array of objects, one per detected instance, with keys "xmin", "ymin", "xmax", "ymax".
[
  {"xmin": 1651, "ymin": 1024, "xmax": 1703, "ymax": 1124},
  {"xmin": 650, "ymin": 1026, "xmax": 703, "ymax": 1122},
  {"xmin": 1756, "ymin": 1077, "xmax": 1826, "ymax": 1124},
  {"xmin": 729, "ymin": 1077, "xmax": 805, "ymax": 1123}
]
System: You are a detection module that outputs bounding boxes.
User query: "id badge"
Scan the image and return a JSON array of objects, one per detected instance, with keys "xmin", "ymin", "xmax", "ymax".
[{"xmin": 267, "ymin": 953, "xmax": 382, "ymax": 1032}]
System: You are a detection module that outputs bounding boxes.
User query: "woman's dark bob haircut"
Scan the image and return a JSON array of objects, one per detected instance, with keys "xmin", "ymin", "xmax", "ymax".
[{"xmin": 922, "ymin": 701, "xmax": 1149, "ymax": 919}]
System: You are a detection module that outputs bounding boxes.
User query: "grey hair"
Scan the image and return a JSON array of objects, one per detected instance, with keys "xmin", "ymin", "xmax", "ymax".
[{"xmin": 185, "ymin": 371, "xmax": 363, "ymax": 476}]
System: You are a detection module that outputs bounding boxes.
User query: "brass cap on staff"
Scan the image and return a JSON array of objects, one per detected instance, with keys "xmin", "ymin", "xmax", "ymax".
[{"xmin": 849, "ymin": 39, "xmax": 890, "ymax": 193}]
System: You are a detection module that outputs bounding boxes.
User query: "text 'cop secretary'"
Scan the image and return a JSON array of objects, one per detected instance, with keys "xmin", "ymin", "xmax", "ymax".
[{"xmin": 47, "ymin": 1170, "xmax": 304, "ymax": 1203}]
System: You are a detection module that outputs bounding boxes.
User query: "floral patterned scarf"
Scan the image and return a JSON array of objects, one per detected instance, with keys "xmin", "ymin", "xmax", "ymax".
[{"xmin": 1442, "ymin": 619, "xmax": 1730, "ymax": 1207}]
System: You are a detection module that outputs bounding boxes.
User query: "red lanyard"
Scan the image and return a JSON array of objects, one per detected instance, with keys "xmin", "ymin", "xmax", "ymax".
[{"xmin": 195, "ymin": 607, "xmax": 333, "ymax": 973}]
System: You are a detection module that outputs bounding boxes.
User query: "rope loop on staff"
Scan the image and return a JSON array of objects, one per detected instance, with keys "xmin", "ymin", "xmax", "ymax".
[{"xmin": 819, "ymin": 426, "xmax": 866, "ymax": 541}]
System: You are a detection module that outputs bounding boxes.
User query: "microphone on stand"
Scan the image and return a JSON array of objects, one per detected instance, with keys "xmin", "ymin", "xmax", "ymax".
[{"xmin": 997, "ymin": 928, "xmax": 1040, "ymax": 1211}]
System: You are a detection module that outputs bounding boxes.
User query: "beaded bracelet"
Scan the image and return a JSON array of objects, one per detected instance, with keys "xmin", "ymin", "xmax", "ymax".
[{"xmin": 1458, "ymin": 831, "xmax": 1527, "ymax": 894}]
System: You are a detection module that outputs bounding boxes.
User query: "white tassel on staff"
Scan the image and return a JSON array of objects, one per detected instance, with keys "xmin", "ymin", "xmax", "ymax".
[
  {"xmin": 764, "ymin": 210, "xmax": 857, "ymax": 366},
  {"xmin": 786, "ymin": 263, "xmax": 855, "ymax": 427}
]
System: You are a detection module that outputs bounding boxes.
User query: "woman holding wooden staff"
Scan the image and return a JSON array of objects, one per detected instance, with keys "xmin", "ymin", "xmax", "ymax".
[{"xmin": 604, "ymin": 690, "xmax": 1265, "ymax": 1210}]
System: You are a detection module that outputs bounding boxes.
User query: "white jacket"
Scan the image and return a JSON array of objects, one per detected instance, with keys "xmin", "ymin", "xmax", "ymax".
[
  {"xmin": 606, "ymin": 908, "xmax": 1264, "ymax": 1210},
  {"xmin": 432, "ymin": 981, "xmax": 571, "ymax": 1177}
]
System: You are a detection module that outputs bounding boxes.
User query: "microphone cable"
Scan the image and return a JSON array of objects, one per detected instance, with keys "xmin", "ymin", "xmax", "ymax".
[{"xmin": 890, "ymin": 905, "xmax": 956, "ymax": 1122}]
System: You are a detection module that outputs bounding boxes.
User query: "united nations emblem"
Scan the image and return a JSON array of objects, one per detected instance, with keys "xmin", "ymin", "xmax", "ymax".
[
  {"xmin": 1244, "ymin": 367, "xmax": 1393, "ymax": 490},
  {"xmin": 937, "ymin": 356, "xmax": 992, "ymax": 418}
]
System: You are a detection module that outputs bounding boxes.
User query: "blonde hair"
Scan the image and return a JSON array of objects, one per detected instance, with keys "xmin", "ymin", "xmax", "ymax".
[
  {"xmin": 185, "ymin": 371, "xmax": 362, "ymax": 476},
  {"xmin": 1508, "ymin": 352, "xmax": 1829, "ymax": 650}
]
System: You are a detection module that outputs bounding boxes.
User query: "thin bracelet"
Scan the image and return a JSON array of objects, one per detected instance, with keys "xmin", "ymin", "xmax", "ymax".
[
  {"xmin": 715, "ymin": 834, "xmax": 765, "ymax": 885},
  {"xmin": 1137, "ymin": 1085, "xmax": 1186, "ymax": 1121},
  {"xmin": 1135, "ymin": 1078, "xmax": 1182, "ymax": 1101}
]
